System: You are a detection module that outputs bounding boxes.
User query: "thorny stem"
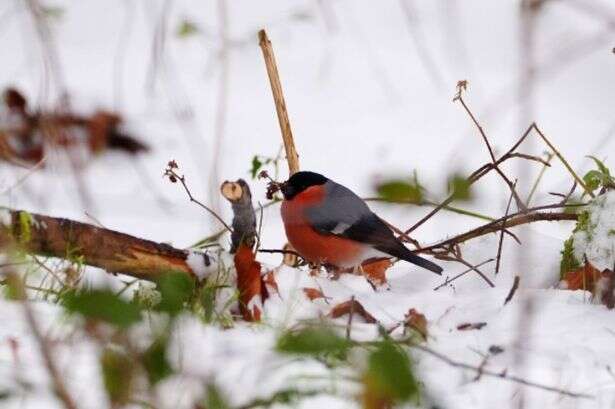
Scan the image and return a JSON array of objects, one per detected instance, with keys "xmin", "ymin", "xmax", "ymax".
[
  {"xmin": 454, "ymin": 83, "xmax": 526, "ymax": 211},
  {"xmin": 433, "ymin": 258, "xmax": 495, "ymax": 291},
  {"xmin": 417, "ymin": 208, "xmax": 578, "ymax": 254},
  {"xmin": 495, "ymin": 181, "xmax": 517, "ymax": 275}
]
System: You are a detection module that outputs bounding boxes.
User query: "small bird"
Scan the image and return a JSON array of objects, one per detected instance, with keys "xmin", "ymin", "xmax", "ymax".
[{"xmin": 280, "ymin": 171, "xmax": 442, "ymax": 275}]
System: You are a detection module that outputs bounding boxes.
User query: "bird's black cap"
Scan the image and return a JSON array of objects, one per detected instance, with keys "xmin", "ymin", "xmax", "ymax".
[{"xmin": 281, "ymin": 171, "xmax": 328, "ymax": 200}]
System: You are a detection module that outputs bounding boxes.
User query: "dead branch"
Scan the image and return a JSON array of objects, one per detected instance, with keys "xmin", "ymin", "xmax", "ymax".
[
  {"xmin": 221, "ymin": 179, "xmax": 257, "ymax": 252},
  {"xmin": 418, "ymin": 210, "xmax": 578, "ymax": 254},
  {"xmin": 258, "ymin": 29, "xmax": 300, "ymax": 175},
  {"xmin": 0, "ymin": 209, "xmax": 214, "ymax": 281}
]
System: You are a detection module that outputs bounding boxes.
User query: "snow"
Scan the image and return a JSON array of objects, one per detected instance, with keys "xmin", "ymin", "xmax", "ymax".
[
  {"xmin": 186, "ymin": 250, "xmax": 216, "ymax": 281},
  {"xmin": 0, "ymin": 0, "xmax": 613, "ymax": 408},
  {"xmin": 573, "ymin": 190, "xmax": 615, "ymax": 272}
]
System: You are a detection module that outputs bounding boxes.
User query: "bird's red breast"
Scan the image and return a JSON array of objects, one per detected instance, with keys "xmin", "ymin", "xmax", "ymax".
[{"xmin": 281, "ymin": 185, "xmax": 365, "ymax": 267}]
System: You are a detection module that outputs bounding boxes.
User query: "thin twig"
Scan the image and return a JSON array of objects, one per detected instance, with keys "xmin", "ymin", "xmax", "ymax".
[
  {"xmin": 346, "ymin": 295, "xmax": 355, "ymax": 339},
  {"xmin": 410, "ymin": 343, "xmax": 592, "ymax": 399},
  {"xmin": 164, "ymin": 165, "xmax": 232, "ymax": 233},
  {"xmin": 504, "ymin": 275, "xmax": 521, "ymax": 305},
  {"xmin": 450, "ymin": 253, "xmax": 495, "ymax": 288},
  {"xmin": 433, "ymin": 258, "xmax": 494, "ymax": 290},
  {"xmin": 526, "ymin": 152, "xmax": 554, "ymax": 206},
  {"xmin": 454, "ymin": 82, "xmax": 526, "ymax": 210},
  {"xmin": 496, "ymin": 181, "xmax": 517, "ymax": 275},
  {"xmin": 532, "ymin": 124, "xmax": 595, "ymax": 198},
  {"xmin": 16, "ymin": 276, "xmax": 79, "ymax": 409}
]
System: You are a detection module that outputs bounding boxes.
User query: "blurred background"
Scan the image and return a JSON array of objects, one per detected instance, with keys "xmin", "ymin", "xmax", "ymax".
[{"xmin": 0, "ymin": 0, "xmax": 613, "ymax": 265}]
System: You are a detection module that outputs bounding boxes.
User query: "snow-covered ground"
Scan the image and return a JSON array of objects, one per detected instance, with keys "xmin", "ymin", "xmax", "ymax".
[{"xmin": 0, "ymin": 0, "xmax": 614, "ymax": 408}]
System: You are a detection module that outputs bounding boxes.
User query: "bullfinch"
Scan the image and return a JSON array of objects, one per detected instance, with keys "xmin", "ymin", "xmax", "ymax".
[{"xmin": 280, "ymin": 171, "xmax": 443, "ymax": 275}]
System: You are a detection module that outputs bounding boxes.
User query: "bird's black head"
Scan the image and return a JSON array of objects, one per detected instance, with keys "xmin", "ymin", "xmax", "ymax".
[{"xmin": 281, "ymin": 171, "xmax": 328, "ymax": 200}]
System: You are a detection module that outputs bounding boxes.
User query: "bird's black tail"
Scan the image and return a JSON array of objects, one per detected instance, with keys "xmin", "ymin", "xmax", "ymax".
[{"xmin": 378, "ymin": 242, "xmax": 443, "ymax": 275}]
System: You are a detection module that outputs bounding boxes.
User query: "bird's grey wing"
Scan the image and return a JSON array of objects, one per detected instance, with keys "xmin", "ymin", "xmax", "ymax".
[{"xmin": 304, "ymin": 181, "xmax": 397, "ymax": 248}]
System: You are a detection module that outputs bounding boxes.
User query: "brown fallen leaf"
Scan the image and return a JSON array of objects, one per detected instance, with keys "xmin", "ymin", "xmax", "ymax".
[
  {"xmin": 302, "ymin": 287, "xmax": 328, "ymax": 301},
  {"xmin": 360, "ymin": 258, "xmax": 392, "ymax": 287},
  {"xmin": 560, "ymin": 260, "xmax": 603, "ymax": 292},
  {"xmin": 404, "ymin": 308, "xmax": 428, "ymax": 340},
  {"xmin": 234, "ymin": 243, "xmax": 266, "ymax": 321},
  {"xmin": 328, "ymin": 299, "xmax": 377, "ymax": 324}
]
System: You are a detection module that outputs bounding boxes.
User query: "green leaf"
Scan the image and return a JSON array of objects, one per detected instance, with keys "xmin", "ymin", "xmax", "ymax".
[
  {"xmin": 200, "ymin": 285, "xmax": 217, "ymax": 323},
  {"xmin": 63, "ymin": 289, "xmax": 142, "ymax": 327},
  {"xmin": 587, "ymin": 156, "xmax": 611, "ymax": 177},
  {"xmin": 366, "ymin": 341, "xmax": 419, "ymax": 402},
  {"xmin": 376, "ymin": 180, "xmax": 423, "ymax": 204},
  {"xmin": 100, "ymin": 348, "xmax": 134, "ymax": 405},
  {"xmin": 560, "ymin": 237, "xmax": 581, "ymax": 278},
  {"xmin": 156, "ymin": 272, "xmax": 195, "ymax": 315},
  {"xmin": 250, "ymin": 156, "xmax": 263, "ymax": 179},
  {"xmin": 276, "ymin": 327, "xmax": 350, "ymax": 357},
  {"xmin": 203, "ymin": 383, "xmax": 231, "ymax": 409},
  {"xmin": 176, "ymin": 19, "xmax": 200, "ymax": 38},
  {"xmin": 583, "ymin": 170, "xmax": 602, "ymax": 192},
  {"xmin": 448, "ymin": 174, "xmax": 472, "ymax": 201},
  {"xmin": 142, "ymin": 337, "xmax": 173, "ymax": 385}
]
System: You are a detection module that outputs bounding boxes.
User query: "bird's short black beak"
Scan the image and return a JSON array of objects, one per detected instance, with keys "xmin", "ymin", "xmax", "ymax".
[{"xmin": 279, "ymin": 181, "xmax": 293, "ymax": 199}]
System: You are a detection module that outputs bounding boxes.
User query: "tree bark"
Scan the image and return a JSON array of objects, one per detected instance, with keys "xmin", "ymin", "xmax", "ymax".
[{"xmin": 0, "ymin": 209, "xmax": 214, "ymax": 280}]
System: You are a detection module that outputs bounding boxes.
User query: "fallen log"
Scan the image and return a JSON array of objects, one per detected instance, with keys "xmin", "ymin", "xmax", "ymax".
[{"xmin": 0, "ymin": 208, "xmax": 215, "ymax": 281}]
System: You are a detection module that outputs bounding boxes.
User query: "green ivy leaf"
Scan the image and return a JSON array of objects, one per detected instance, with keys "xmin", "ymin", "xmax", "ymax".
[
  {"xmin": 276, "ymin": 327, "xmax": 350, "ymax": 357},
  {"xmin": 176, "ymin": 19, "xmax": 200, "ymax": 38},
  {"xmin": 63, "ymin": 289, "xmax": 142, "ymax": 327},
  {"xmin": 156, "ymin": 273, "xmax": 195, "ymax": 315},
  {"xmin": 250, "ymin": 156, "xmax": 263, "ymax": 179},
  {"xmin": 366, "ymin": 341, "xmax": 419, "ymax": 402},
  {"xmin": 376, "ymin": 180, "xmax": 423, "ymax": 204},
  {"xmin": 142, "ymin": 337, "xmax": 173, "ymax": 385},
  {"xmin": 448, "ymin": 174, "xmax": 472, "ymax": 201}
]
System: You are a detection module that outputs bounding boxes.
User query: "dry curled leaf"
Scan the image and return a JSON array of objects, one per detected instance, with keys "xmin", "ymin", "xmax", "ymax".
[
  {"xmin": 328, "ymin": 299, "xmax": 377, "ymax": 324},
  {"xmin": 560, "ymin": 261, "xmax": 603, "ymax": 292},
  {"xmin": 263, "ymin": 270, "xmax": 279, "ymax": 295},
  {"xmin": 360, "ymin": 258, "xmax": 392, "ymax": 287},
  {"xmin": 234, "ymin": 243, "xmax": 267, "ymax": 321},
  {"xmin": 404, "ymin": 308, "xmax": 428, "ymax": 340},
  {"xmin": 302, "ymin": 287, "xmax": 328, "ymax": 301}
]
